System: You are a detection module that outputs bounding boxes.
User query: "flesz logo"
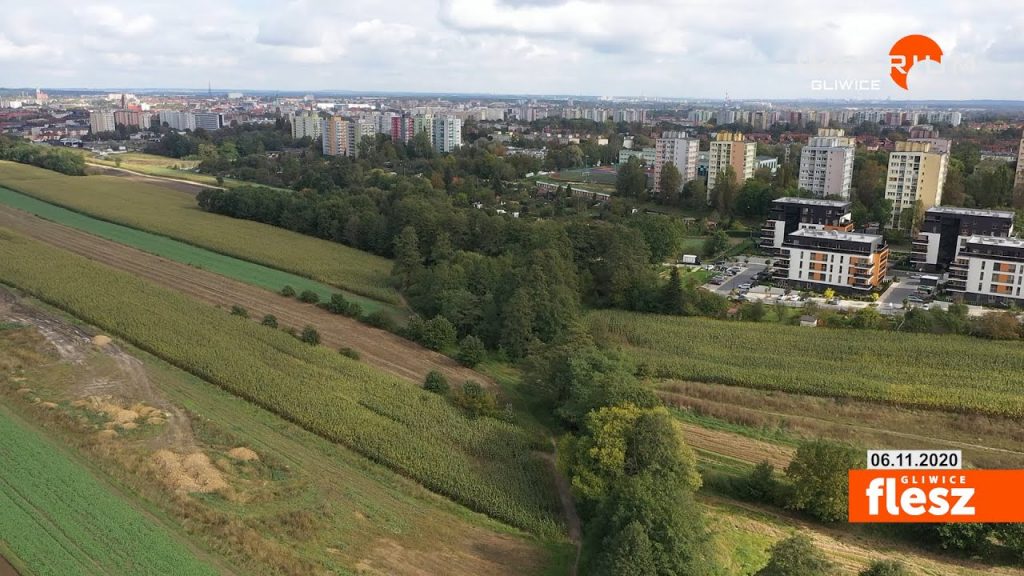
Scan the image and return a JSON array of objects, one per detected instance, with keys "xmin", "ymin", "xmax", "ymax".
[{"xmin": 889, "ymin": 35, "xmax": 943, "ymax": 90}]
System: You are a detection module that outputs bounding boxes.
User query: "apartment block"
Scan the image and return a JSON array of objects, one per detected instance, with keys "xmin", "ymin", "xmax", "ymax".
[
  {"xmin": 321, "ymin": 116, "xmax": 374, "ymax": 157},
  {"xmin": 653, "ymin": 131, "xmax": 698, "ymax": 193},
  {"xmin": 113, "ymin": 110, "xmax": 149, "ymax": 129},
  {"xmin": 290, "ymin": 110, "xmax": 321, "ymax": 140},
  {"xmin": 884, "ymin": 141, "xmax": 948, "ymax": 229},
  {"xmin": 947, "ymin": 236, "xmax": 1024, "ymax": 306},
  {"xmin": 1016, "ymin": 130, "xmax": 1024, "ymax": 188},
  {"xmin": 760, "ymin": 197, "xmax": 853, "ymax": 252},
  {"xmin": 390, "ymin": 114, "xmax": 414, "ymax": 144},
  {"xmin": 911, "ymin": 206, "xmax": 1015, "ymax": 272},
  {"xmin": 158, "ymin": 110, "xmax": 196, "ymax": 131},
  {"xmin": 431, "ymin": 116, "xmax": 462, "ymax": 153},
  {"xmin": 775, "ymin": 229, "xmax": 889, "ymax": 293},
  {"xmin": 89, "ymin": 110, "xmax": 115, "ymax": 134},
  {"xmin": 798, "ymin": 128, "xmax": 854, "ymax": 200},
  {"xmin": 193, "ymin": 112, "xmax": 224, "ymax": 131},
  {"xmin": 707, "ymin": 131, "xmax": 756, "ymax": 195}
]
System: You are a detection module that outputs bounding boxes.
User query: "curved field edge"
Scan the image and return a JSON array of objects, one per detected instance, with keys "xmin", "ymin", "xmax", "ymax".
[
  {"xmin": 588, "ymin": 309, "xmax": 1024, "ymax": 417},
  {"xmin": 0, "ymin": 404, "xmax": 219, "ymax": 576},
  {"xmin": 0, "ymin": 186, "xmax": 396, "ymax": 317},
  {"xmin": 0, "ymin": 161, "xmax": 400, "ymax": 305},
  {"xmin": 0, "ymin": 228, "xmax": 563, "ymax": 537}
]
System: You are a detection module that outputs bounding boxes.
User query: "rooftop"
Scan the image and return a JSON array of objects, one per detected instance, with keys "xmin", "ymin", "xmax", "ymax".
[
  {"xmin": 927, "ymin": 206, "xmax": 1016, "ymax": 219},
  {"xmin": 789, "ymin": 228, "xmax": 882, "ymax": 244},
  {"xmin": 772, "ymin": 197, "xmax": 851, "ymax": 208},
  {"xmin": 964, "ymin": 235, "xmax": 1024, "ymax": 248}
]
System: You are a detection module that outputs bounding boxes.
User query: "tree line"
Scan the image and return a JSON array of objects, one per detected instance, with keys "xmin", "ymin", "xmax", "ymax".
[{"xmin": 0, "ymin": 135, "xmax": 86, "ymax": 176}]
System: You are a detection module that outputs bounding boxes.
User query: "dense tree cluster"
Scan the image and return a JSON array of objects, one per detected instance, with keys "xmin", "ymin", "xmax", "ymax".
[{"xmin": 0, "ymin": 135, "xmax": 86, "ymax": 176}]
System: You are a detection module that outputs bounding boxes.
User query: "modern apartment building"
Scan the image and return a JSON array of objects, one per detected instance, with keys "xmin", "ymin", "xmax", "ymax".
[
  {"xmin": 884, "ymin": 140, "xmax": 948, "ymax": 229},
  {"xmin": 1016, "ymin": 130, "xmax": 1024, "ymax": 188},
  {"xmin": 760, "ymin": 197, "xmax": 853, "ymax": 252},
  {"xmin": 321, "ymin": 116, "xmax": 374, "ymax": 157},
  {"xmin": 158, "ymin": 110, "xmax": 196, "ymax": 131},
  {"xmin": 797, "ymin": 128, "xmax": 855, "ymax": 200},
  {"xmin": 653, "ymin": 131, "xmax": 698, "ymax": 192},
  {"xmin": 911, "ymin": 206, "xmax": 1015, "ymax": 272},
  {"xmin": 774, "ymin": 229, "xmax": 889, "ymax": 293},
  {"xmin": 390, "ymin": 114, "xmax": 414, "ymax": 144},
  {"xmin": 193, "ymin": 112, "xmax": 224, "ymax": 131},
  {"xmin": 947, "ymin": 236, "xmax": 1024, "ymax": 306},
  {"xmin": 88, "ymin": 110, "xmax": 115, "ymax": 134},
  {"xmin": 431, "ymin": 116, "xmax": 462, "ymax": 153},
  {"xmin": 290, "ymin": 110, "xmax": 321, "ymax": 140},
  {"xmin": 707, "ymin": 131, "xmax": 756, "ymax": 194}
]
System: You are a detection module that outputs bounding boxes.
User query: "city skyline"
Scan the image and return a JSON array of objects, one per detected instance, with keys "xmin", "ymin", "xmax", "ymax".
[{"xmin": 3, "ymin": 0, "xmax": 1023, "ymax": 99}]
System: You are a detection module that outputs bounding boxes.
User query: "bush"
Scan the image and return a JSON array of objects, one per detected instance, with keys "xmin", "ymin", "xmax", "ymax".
[
  {"xmin": 298, "ymin": 290, "xmax": 320, "ymax": 304},
  {"xmin": 338, "ymin": 347, "xmax": 360, "ymax": 360},
  {"xmin": 423, "ymin": 371, "xmax": 449, "ymax": 395},
  {"xmin": 261, "ymin": 314, "xmax": 278, "ymax": 328},
  {"xmin": 299, "ymin": 325, "xmax": 320, "ymax": 345},
  {"xmin": 785, "ymin": 439, "xmax": 862, "ymax": 523},
  {"xmin": 457, "ymin": 335, "xmax": 485, "ymax": 367},
  {"xmin": 280, "ymin": 285, "xmax": 296, "ymax": 297},
  {"xmin": 324, "ymin": 293, "xmax": 361, "ymax": 317},
  {"xmin": 755, "ymin": 534, "xmax": 834, "ymax": 576},
  {"xmin": 739, "ymin": 461, "xmax": 779, "ymax": 504},
  {"xmin": 859, "ymin": 559, "xmax": 913, "ymax": 576},
  {"xmin": 418, "ymin": 316, "xmax": 457, "ymax": 351},
  {"xmin": 453, "ymin": 380, "xmax": 498, "ymax": 418},
  {"xmin": 362, "ymin": 310, "xmax": 397, "ymax": 332},
  {"xmin": 230, "ymin": 304, "xmax": 248, "ymax": 318}
]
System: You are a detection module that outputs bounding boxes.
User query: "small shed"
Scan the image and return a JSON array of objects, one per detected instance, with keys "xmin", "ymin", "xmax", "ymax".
[{"xmin": 799, "ymin": 315, "xmax": 818, "ymax": 327}]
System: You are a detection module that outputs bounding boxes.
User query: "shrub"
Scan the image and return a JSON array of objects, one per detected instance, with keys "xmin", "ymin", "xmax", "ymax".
[
  {"xmin": 739, "ymin": 461, "xmax": 779, "ymax": 504},
  {"xmin": 755, "ymin": 534, "xmax": 834, "ymax": 576},
  {"xmin": 299, "ymin": 325, "xmax": 320, "ymax": 345},
  {"xmin": 298, "ymin": 290, "xmax": 320, "ymax": 304},
  {"xmin": 423, "ymin": 371, "xmax": 449, "ymax": 395},
  {"xmin": 419, "ymin": 316, "xmax": 457, "ymax": 351},
  {"xmin": 785, "ymin": 439, "xmax": 862, "ymax": 523},
  {"xmin": 280, "ymin": 285, "xmax": 296, "ymax": 297},
  {"xmin": 261, "ymin": 314, "xmax": 278, "ymax": 328},
  {"xmin": 362, "ymin": 310, "xmax": 397, "ymax": 332},
  {"xmin": 453, "ymin": 380, "xmax": 498, "ymax": 418},
  {"xmin": 859, "ymin": 559, "xmax": 913, "ymax": 576},
  {"xmin": 457, "ymin": 335, "xmax": 485, "ymax": 367},
  {"xmin": 230, "ymin": 304, "xmax": 248, "ymax": 318},
  {"xmin": 324, "ymin": 293, "xmax": 358, "ymax": 316},
  {"xmin": 338, "ymin": 347, "xmax": 360, "ymax": 360}
]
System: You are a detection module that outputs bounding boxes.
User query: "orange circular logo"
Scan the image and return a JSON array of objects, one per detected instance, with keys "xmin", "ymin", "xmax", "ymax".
[{"xmin": 889, "ymin": 35, "xmax": 943, "ymax": 90}]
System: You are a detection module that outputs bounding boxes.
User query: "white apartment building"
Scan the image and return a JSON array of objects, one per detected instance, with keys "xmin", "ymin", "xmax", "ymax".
[
  {"xmin": 158, "ymin": 111, "xmax": 196, "ymax": 131},
  {"xmin": 947, "ymin": 236, "xmax": 1024, "ymax": 305},
  {"xmin": 89, "ymin": 110, "xmax": 116, "ymax": 134},
  {"xmin": 290, "ymin": 111, "xmax": 321, "ymax": 140},
  {"xmin": 431, "ymin": 116, "xmax": 462, "ymax": 153},
  {"xmin": 884, "ymin": 141, "xmax": 948, "ymax": 229},
  {"xmin": 193, "ymin": 112, "xmax": 223, "ymax": 131},
  {"xmin": 653, "ymin": 131, "xmax": 698, "ymax": 193},
  {"xmin": 777, "ymin": 229, "xmax": 889, "ymax": 292},
  {"xmin": 798, "ymin": 129, "xmax": 854, "ymax": 200}
]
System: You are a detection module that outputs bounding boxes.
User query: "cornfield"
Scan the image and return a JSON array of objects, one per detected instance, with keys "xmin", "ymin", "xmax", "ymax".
[
  {"xmin": 0, "ymin": 407, "xmax": 219, "ymax": 575},
  {"xmin": 589, "ymin": 310, "xmax": 1024, "ymax": 417},
  {"xmin": 0, "ymin": 161, "xmax": 400, "ymax": 304},
  {"xmin": 0, "ymin": 229, "xmax": 563, "ymax": 537}
]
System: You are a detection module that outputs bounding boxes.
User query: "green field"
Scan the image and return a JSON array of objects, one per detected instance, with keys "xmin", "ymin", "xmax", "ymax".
[
  {"xmin": 0, "ymin": 186, "xmax": 395, "ymax": 316},
  {"xmin": 0, "ymin": 404, "xmax": 218, "ymax": 576},
  {"xmin": 0, "ymin": 228, "xmax": 562, "ymax": 537},
  {"xmin": 0, "ymin": 162, "xmax": 399, "ymax": 304},
  {"xmin": 589, "ymin": 309, "xmax": 1024, "ymax": 417}
]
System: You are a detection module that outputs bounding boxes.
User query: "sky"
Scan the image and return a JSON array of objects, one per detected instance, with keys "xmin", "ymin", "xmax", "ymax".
[{"xmin": 2, "ymin": 0, "xmax": 1024, "ymax": 100}]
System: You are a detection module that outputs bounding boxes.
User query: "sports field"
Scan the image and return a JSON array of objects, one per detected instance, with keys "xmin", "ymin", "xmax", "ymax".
[{"xmin": 0, "ymin": 162, "xmax": 400, "ymax": 305}]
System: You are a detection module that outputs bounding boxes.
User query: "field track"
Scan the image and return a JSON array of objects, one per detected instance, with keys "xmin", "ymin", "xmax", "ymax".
[{"xmin": 0, "ymin": 205, "xmax": 492, "ymax": 389}]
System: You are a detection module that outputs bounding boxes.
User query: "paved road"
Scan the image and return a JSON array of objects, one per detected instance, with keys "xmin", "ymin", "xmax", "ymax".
[
  {"xmin": 707, "ymin": 262, "xmax": 767, "ymax": 295},
  {"xmin": 880, "ymin": 275, "xmax": 920, "ymax": 307}
]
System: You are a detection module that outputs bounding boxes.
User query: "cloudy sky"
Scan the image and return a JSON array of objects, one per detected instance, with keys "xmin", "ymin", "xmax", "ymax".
[{"xmin": 2, "ymin": 0, "xmax": 1023, "ymax": 99}]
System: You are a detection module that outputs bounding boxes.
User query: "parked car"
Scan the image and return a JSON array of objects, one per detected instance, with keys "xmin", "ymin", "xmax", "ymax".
[
  {"xmin": 710, "ymin": 275, "xmax": 726, "ymax": 285},
  {"xmin": 738, "ymin": 283, "xmax": 752, "ymax": 290},
  {"xmin": 907, "ymin": 295, "xmax": 925, "ymax": 304}
]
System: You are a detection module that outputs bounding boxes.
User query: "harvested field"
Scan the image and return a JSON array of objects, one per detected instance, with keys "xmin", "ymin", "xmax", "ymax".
[{"xmin": 0, "ymin": 204, "xmax": 483, "ymax": 389}]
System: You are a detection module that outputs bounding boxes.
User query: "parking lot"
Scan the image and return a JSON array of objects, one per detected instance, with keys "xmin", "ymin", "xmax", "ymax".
[{"xmin": 703, "ymin": 261, "xmax": 768, "ymax": 296}]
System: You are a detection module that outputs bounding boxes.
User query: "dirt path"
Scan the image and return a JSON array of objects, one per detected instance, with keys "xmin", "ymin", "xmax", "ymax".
[
  {"xmin": 0, "ymin": 206, "xmax": 495, "ymax": 391},
  {"xmin": 85, "ymin": 163, "xmax": 213, "ymax": 195},
  {"xmin": 0, "ymin": 554, "xmax": 20, "ymax": 576},
  {"xmin": 543, "ymin": 437, "xmax": 581, "ymax": 576},
  {"xmin": 680, "ymin": 423, "xmax": 794, "ymax": 469}
]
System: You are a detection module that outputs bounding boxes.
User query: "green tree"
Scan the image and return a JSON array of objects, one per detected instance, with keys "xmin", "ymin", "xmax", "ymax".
[
  {"xmin": 230, "ymin": 304, "xmax": 248, "ymax": 318},
  {"xmin": 392, "ymin": 225, "xmax": 422, "ymax": 290},
  {"xmin": 500, "ymin": 289, "xmax": 535, "ymax": 359},
  {"xmin": 616, "ymin": 156, "xmax": 647, "ymax": 199},
  {"xmin": 972, "ymin": 311, "xmax": 1021, "ymax": 340},
  {"xmin": 280, "ymin": 285, "xmax": 296, "ymax": 297},
  {"xmin": 260, "ymin": 314, "xmax": 278, "ymax": 328},
  {"xmin": 658, "ymin": 162, "xmax": 683, "ymax": 204},
  {"xmin": 703, "ymin": 230, "xmax": 729, "ymax": 258},
  {"xmin": 423, "ymin": 370, "xmax": 449, "ymax": 395},
  {"xmin": 755, "ymin": 534, "xmax": 835, "ymax": 576},
  {"xmin": 859, "ymin": 559, "xmax": 913, "ymax": 576},
  {"xmin": 744, "ymin": 300, "xmax": 766, "ymax": 322},
  {"xmin": 785, "ymin": 439, "xmax": 863, "ymax": 522},
  {"xmin": 457, "ymin": 334, "xmax": 485, "ymax": 367},
  {"xmin": 419, "ymin": 316, "xmax": 457, "ymax": 350},
  {"xmin": 711, "ymin": 166, "xmax": 739, "ymax": 215},
  {"xmin": 299, "ymin": 325, "xmax": 320, "ymax": 345},
  {"xmin": 681, "ymin": 178, "xmax": 707, "ymax": 210},
  {"xmin": 661, "ymin": 267, "xmax": 685, "ymax": 315},
  {"xmin": 593, "ymin": 520, "xmax": 657, "ymax": 576},
  {"xmin": 298, "ymin": 290, "xmax": 320, "ymax": 304}
]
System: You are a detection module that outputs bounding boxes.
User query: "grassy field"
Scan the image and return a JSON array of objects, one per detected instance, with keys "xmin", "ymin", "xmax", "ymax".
[
  {"xmin": 0, "ymin": 404, "xmax": 218, "ymax": 576},
  {"xmin": 0, "ymin": 186, "xmax": 395, "ymax": 316},
  {"xmin": 0, "ymin": 228, "xmax": 562, "ymax": 537},
  {"xmin": 0, "ymin": 161, "xmax": 400, "ymax": 305},
  {"xmin": 0, "ymin": 299, "xmax": 568, "ymax": 576},
  {"xmin": 87, "ymin": 152, "xmax": 218, "ymax": 184},
  {"xmin": 589, "ymin": 309, "xmax": 1024, "ymax": 417}
]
